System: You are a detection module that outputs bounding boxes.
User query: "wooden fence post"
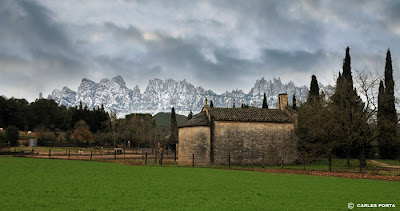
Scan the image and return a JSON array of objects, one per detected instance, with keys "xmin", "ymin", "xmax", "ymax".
[
  {"xmin": 32, "ymin": 149, "xmax": 34, "ymax": 157},
  {"xmin": 90, "ymin": 151, "xmax": 93, "ymax": 160},
  {"xmin": 174, "ymin": 151, "xmax": 177, "ymax": 162},
  {"xmin": 154, "ymin": 151, "xmax": 157, "ymax": 163},
  {"xmin": 192, "ymin": 153, "xmax": 194, "ymax": 167},
  {"xmin": 160, "ymin": 152, "xmax": 163, "ymax": 166},
  {"xmin": 145, "ymin": 152, "xmax": 147, "ymax": 165},
  {"xmin": 262, "ymin": 154, "xmax": 265, "ymax": 169},
  {"xmin": 114, "ymin": 150, "xmax": 116, "ymax": 160},
  {"xmin": 228, "ymin": 154, "xmax": 231, "ymax": 168},
  {"xmin": 68, "ymin": 150, "xmax": 70, "ymax": 160},
  {"xmin": 49, "ymin": 149, "xmax": 51, "ymax": 159}
]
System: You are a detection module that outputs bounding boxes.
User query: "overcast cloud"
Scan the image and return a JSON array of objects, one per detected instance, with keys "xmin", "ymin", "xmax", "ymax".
[{"xmin": 1, "ymin": 0, "xmax": 400, "ymax": 101}]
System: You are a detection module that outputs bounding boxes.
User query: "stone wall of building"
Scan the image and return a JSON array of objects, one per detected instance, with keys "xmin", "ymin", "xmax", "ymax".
[
  {"xmin": 212, "ymin": 121, "xmax": 296, "ymax": 166},
  {"xmin": 178, "ymin": 126, "xmax": 211, "ymax": 165}
]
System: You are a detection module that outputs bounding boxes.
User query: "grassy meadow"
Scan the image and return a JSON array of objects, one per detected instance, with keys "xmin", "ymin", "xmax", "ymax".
[{"xmin": 0, "ymin": 157, "xmax": 399, "ymax": 210}]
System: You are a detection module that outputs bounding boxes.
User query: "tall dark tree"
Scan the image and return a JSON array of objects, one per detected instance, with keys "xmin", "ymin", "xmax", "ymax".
[
  {"xmin": 342, "ymin": 47, "xmax": 353, "ymax": 85},
  {"xmin": 331, "ymin": 47, "xmax": 367, "ymax": 169},
  {"xmin": 169, "ymin": 107, "xmax": 178, "ymax": 144},
  {"xmin": 210, "ymin": 100, "xmax": 214, "ymax": 108},
  {"xmin": 297, "ymin": 76, "xmax": 340, "ymax": 171},
  {"xmin": 378, "ymin": 49, "xmax": 398, "ymax": 159},
  {"xmin": 292, "ymin": 95, "xmax": 297, "ymax": 110},
  {"xmin": 188, "ymin": 110, "xmax": 193, "ymax": 120},
  {"xmin": 307, "ymin": 75, "xmax": 320, "ymax": 105},
  {"xmin": 262, "ymin": 93, "xmax": 268, "ymax": 108}
]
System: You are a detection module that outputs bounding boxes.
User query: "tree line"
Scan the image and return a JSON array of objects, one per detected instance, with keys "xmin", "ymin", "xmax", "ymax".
[
  {"xmin": 297, "ymin": 47, "xmax": 398, "ymax": 171},
  {"xmin": 0, "ymin": 98, "xmax": 109, "ymax": 132},
  {"xmin": 0, "ymin": 97, "xmax": 180, "ymax": 149}
]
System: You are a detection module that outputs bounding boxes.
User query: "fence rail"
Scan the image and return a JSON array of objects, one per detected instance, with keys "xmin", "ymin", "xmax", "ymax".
[{"xmin": 0, "ymin": 148, "xmax": 178, "ymax": 165}]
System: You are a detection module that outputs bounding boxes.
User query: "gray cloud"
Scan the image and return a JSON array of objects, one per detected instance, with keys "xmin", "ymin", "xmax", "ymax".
[{"xmin": 1, "ymin": 0, "xmax": 400, "ymax": 101}]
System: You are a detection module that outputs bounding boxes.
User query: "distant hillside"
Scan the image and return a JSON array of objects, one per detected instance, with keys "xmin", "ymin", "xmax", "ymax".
[{"xmin": 153, "ymin": 112, "xmax": 188, "ymax": 131}]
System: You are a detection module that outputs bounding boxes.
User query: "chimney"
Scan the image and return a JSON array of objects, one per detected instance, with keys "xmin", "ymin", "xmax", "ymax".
[{"xmin": 278, "ymin": 94, "xmax": 288, "ymax": 110}]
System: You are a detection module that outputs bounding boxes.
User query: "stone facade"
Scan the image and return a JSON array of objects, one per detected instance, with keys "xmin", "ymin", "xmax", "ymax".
[
  {"xmin": 178, "ymin": 126, "xmax": 211, "ymax": 165},
  {"xmin": 212, "ymin": 121, "xmax": 296, "ymax": 166},
  {"xmin": 178, "ymin": 94, "xmax": 297, "ymax": 166}
]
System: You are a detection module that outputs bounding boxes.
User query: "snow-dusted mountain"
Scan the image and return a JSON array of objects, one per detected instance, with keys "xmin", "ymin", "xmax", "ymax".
[{"xmin": 47, "ymin": 75, "xmax": 313, "ymax": 116}]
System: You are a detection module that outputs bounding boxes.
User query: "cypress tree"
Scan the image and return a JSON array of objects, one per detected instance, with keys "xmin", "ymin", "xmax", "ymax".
[
  {"xmin": 262, "ymin": 93, "xmax": 268, "ymax": 108},
  {"xmin": 378, "ymin": 49, "xmax": 397, "ymax": 159},
  {"xmin": 170, "ymin": 107, "xmax": 178, "ymax": 144},
  {"xmin": 331, "ymin": 47, "xmax": 367, "ymax": 168},
  {"xmin": 307, "ymin": 75, "xmax": 320, "ymax": 104},
  {"xmin": 342, "ymin": 47, "xmax": 353, "ymax": 86},
  {"xmin": 293, "ymin": 94, "xmax": 297, "ymax": 110},
  {"xmin": 210, "ymin": 100, "xmax": 214, "ymax": 108},
  {"xmin": 378, "ymin": 80, "xmax": 385, "ymax": 156}
]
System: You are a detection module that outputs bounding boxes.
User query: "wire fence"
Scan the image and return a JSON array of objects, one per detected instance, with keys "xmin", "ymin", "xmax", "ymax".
[{"xmin": 0, "ymin": 148, "xmax": 178, "ymax": 165}]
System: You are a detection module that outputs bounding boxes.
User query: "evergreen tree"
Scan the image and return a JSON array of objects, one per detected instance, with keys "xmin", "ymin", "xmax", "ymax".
[
  {"xmin": 342, "ymin": 47, "xmax": 353, "ymax": 85},
  {"xmin": 169, "ymin": 107, "xmax": 178, "ymax": 144},
  {"xmin": 307, "ymin": 75, "xmax": 320, "ymax": 105},
  {"xmin": 293, "ymin": 94, "xmax": 297, "ymax": 110},
  {"xmin": 210, "ymin": 100, "xmax": 214, "ymax": 108},
  {"xmin": 378, "ymin": 49, "xmax": 398, "ymax": 159},
  {"xmin": 262, "ymin": 93, "xmax": 268, "ymax": 108},
  {"xmin": 188, "ymin": 110, "xmax": 193, "ymax": 120},
  {"xmin": 330, "ymin": 47, "xmax": 367, "ymax": 168}
]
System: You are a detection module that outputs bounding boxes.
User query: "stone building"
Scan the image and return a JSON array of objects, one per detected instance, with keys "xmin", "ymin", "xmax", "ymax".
[{"xmin": 178, "ymin": 94, "xmax": 297, "ymax": 166}]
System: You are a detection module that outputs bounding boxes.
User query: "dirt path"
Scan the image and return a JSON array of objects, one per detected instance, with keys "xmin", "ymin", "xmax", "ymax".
[
  {"xmin": 232, "ymin": 168, "xmax": 400, "ymax": 182},
  {"xmin": 368, "ymin": 160, "xmax": 400, "ymax": 169}
]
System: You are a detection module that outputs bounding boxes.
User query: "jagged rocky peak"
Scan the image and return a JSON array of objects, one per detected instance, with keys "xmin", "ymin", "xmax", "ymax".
[
  {"xmin": 81, "ymin": 77, "xmax": 96, "ymax": 84},
  {"xmin": 50, "ymin": 86, "xmax": 76, "ymax": 107},
  {"xmin": 62, "ymin": 86, "xmax": 75, "ymax": 93},
  {"xmin": 47, "ymin": 75, "xmax": 313, "ymax": 116},
  {"xmin": 111, "ymin": 75, "xmax": 127, "ymax": 87},
  {"xmin": 132, "ymin": 85, "xmax": 141, "ymax": 94}
]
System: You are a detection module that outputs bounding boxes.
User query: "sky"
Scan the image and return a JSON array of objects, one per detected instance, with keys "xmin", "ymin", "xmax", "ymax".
[{"xmin": 1, "ymin": 0, "xmax": 400, "ymax": 102}]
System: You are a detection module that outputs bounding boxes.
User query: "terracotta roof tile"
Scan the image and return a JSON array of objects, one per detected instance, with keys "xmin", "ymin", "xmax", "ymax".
[
  {"xmin": 208, "ymin": 107, "xmax": 293, "ymax": 123},
  {"xmin": 179, "ymin": 108, "xmax": 293, "ymax": 128}
]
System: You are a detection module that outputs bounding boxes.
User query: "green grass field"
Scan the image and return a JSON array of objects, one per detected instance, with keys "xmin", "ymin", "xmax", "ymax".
[{"xmin": 0, "ymin": 157, "xmax": 399, "ymax": 210}]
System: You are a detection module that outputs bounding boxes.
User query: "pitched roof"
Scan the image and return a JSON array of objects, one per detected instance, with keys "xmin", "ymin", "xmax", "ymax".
[
  {"xmin": 179, "ymin": 111, "xmax": 210, "ymax": 128},
  {"xmin": 208, "ymin": 107, "xmax": 293, "ymax": 123}
]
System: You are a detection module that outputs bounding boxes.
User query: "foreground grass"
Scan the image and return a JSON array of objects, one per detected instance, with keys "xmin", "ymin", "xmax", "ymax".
[{"xmin": 1, "ymin": 157, "xmax": 399, "ymax": 210}]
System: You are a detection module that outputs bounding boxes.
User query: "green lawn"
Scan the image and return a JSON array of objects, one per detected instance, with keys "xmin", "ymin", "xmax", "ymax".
[{"xmin": 0, "ymin": 157, "xmax": 399, "ymax": 210}]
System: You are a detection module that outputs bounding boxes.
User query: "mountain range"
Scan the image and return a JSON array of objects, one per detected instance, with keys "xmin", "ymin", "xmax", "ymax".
[{"xmin": 46, "ymin": 75, "xmax": 320, "ymax": 116}]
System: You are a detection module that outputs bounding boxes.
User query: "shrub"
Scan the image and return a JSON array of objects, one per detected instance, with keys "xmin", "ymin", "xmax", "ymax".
[{"xmin": 5, "ymin": 126, "xmax": 19, "ymax": 147}]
